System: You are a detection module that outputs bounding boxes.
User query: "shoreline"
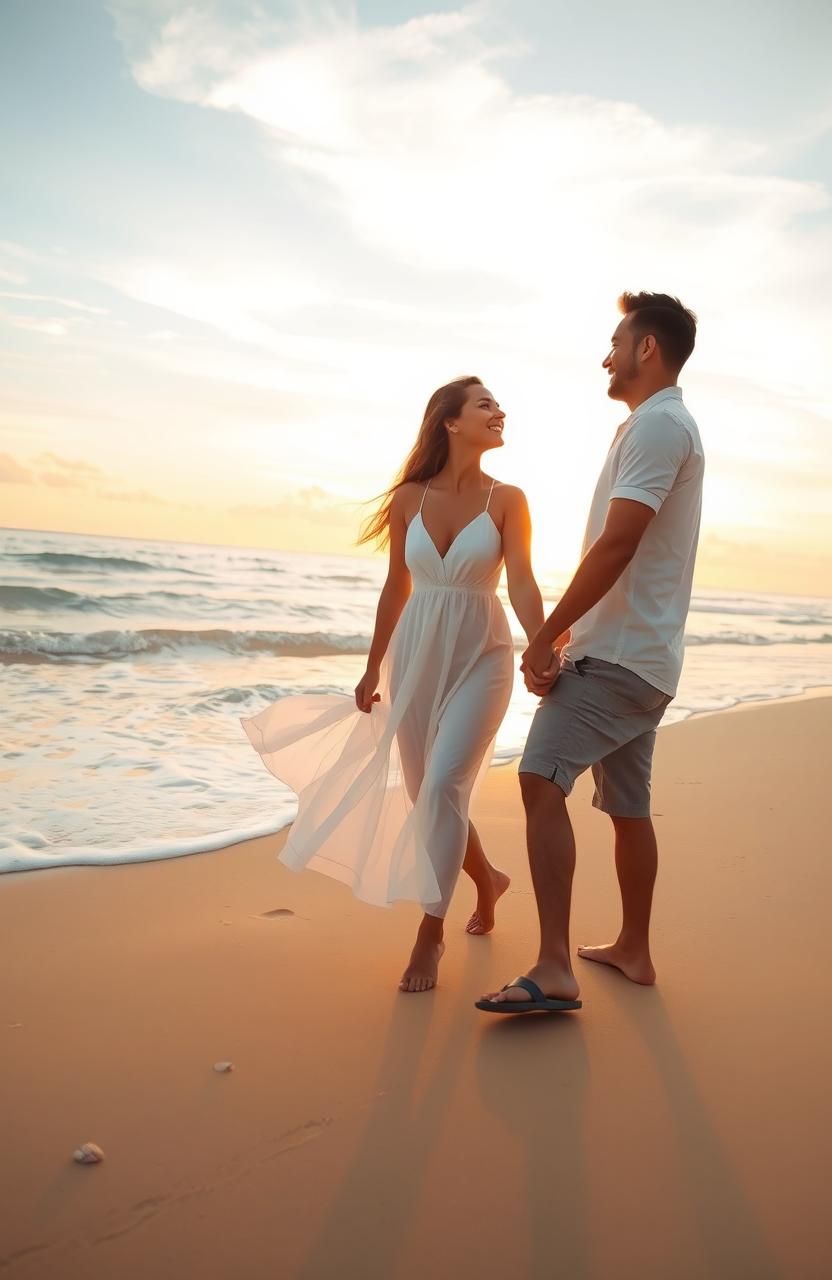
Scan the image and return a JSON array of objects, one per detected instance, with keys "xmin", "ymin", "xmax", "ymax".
[
  {"xmin": 3, "ymin": 682, "xmax": 831, "ymax": 877},
  {"xmin": 2, "ymin": 692, "xmax": 830, "ymax": 1277}
]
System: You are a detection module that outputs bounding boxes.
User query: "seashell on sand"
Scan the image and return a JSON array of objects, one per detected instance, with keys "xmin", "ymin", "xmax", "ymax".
[
  {"xmin": 213, "ymin": 1061, "xmax": 234, "ymax": 1073},
  {"xmin": 73, "ymin": 1143, "xmax": 104, "ymax": 1164}
]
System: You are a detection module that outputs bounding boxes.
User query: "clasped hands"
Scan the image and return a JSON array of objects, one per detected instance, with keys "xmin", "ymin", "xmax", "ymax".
[{"xmin": 520, "ymin": 631, "xmax": 566, "ymax": 697}]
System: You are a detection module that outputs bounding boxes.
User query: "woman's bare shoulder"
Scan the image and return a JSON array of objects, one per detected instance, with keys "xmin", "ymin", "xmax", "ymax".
[
  {"xmin": 392, "ymin": 482, "xmax": 423, "ymax": 504},
  {"xmin": 491, "ymin": 482, "xmax": 528, "ymax": 507},
  {"xmin": 390, "ymin": 482, "xmax": 423, "ymax": 521}
]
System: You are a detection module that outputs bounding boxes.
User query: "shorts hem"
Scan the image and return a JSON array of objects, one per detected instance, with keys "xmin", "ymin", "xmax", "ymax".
[
  {"xmin": 592, "ymin": 794, "xmax": 652, "ymax": 819},
  {"xmin": 518, "ymin": 759, "xmax": 572, "ymax": 796}
]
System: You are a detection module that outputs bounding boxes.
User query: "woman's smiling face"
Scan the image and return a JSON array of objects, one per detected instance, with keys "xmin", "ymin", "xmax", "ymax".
[{"xmin": 448, "ymin": 384, "xmax": 505, "ymax": 450}]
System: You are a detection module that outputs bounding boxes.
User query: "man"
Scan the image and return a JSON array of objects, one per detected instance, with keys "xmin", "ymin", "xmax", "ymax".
[{"xmin": 477, "ymin": 291, "xmax": 704, "ymax": 1014}]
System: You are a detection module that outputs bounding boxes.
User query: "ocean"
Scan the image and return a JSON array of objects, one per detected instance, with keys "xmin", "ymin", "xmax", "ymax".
[{"xmin": 2, "ymin": 526, "xmax": 830, "ymax": 874}]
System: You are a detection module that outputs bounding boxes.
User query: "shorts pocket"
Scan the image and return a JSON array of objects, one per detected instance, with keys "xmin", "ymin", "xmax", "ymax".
[
  {"xmin": 629, "ymin": 684, "xmax": 671, "ymax": 716},
  {"xmin": 582, "ymin": 658, "xmax": 668, "ymax": 716}
]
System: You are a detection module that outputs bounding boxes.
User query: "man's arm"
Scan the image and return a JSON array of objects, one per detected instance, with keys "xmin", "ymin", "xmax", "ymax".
[
  {"xmin": 524, "ymin": 410, "xmax": 691, "ymax": 688},
  {"xmin": 522, "ymin": 498, "xmax": 655, "ymax": 682}
]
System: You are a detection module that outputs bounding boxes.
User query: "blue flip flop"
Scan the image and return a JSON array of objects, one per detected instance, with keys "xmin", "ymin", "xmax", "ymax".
[{"xmin": 475, "ymin": 975, "xmax": 582, "ymax": 1014}]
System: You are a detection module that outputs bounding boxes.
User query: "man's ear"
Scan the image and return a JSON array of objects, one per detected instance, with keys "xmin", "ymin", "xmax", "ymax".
[{"xmin": 639, "ymin": 334, "xmax": 658, "ymax": 363}]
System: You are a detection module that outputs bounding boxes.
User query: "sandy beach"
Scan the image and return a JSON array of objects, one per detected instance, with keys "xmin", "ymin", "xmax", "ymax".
[{"xmin": 2, "ymin": 692, "xmax": 831, "ymax": 1279}]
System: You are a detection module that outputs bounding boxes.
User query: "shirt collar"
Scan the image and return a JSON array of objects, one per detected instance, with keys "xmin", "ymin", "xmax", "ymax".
[{"xmin": 628, "ymin": 386, "xmax": 683, "ymax": 422}]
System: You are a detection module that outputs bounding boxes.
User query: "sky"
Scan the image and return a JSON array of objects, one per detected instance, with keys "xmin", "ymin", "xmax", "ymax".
[{"xmin": 1, "ymin": 0, "xmax": 830, "ymax": 594}]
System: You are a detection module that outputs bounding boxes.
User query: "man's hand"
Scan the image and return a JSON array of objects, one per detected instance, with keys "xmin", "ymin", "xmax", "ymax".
[
  {"xmin": 521, "ymin": 658, "xmax": 560, "ymax": 696},
  {"xmin": 521, "ymin": 635, "xmax": 561, "ymax": 696}
]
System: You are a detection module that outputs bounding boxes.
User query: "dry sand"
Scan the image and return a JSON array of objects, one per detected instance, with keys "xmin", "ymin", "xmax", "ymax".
[{"xmin": 2, "ymin": 693, "xmax": 831, "ymax": 1280}]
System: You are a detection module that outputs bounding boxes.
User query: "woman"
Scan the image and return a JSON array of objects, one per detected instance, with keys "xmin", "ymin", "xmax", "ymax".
[{"xmin": 242, "ymin": 376, "xmax": 545, "ymax": 993}]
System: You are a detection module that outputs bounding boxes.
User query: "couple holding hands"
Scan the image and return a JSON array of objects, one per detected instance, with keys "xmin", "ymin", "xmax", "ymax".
[{"xmin": 242, "ymin": 290, "xmax": 704, "ymax": 1015}]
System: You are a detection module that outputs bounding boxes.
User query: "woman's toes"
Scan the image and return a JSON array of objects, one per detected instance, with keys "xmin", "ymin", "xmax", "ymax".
[{"xmin": 400, "ymin": 973, "xmax": 434, "ymax": 992}]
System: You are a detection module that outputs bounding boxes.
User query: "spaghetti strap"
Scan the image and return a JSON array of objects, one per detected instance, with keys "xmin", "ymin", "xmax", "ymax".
[
  {"xmin": 484, "ymin": 478, "xmax": 497, "ymax": 512},
  {"xmin": 418, "ymin": 481, "xmax": 431, "ymax": 513}
]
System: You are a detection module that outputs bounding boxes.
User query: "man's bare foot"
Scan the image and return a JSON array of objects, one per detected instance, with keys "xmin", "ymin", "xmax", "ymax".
[
  {"xmin": 480, "ymin": 960, "xmax": 579, "ymax": 1004},
  {"xmin": 399, "ymin": 935, "xmax": 446, "ymax": 993},
  {"xmin": 577, "ymin": 942, "xmax": 656, "ymax": 985},
  {"xmin": 466, "ymin": 869, "xmax": 511, "ymax": 935}
]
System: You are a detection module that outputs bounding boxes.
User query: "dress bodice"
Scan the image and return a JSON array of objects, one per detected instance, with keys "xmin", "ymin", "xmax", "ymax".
[
  {"xmin": 405, "ymin": 513, "xmax": 503, "ymax": 593},
  {"xmin": 404, "ymin": 483, "xmax": 503, "ymax": 594}
]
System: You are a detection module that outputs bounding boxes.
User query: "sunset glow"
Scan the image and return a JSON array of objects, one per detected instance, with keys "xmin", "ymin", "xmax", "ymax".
[{"xmin": 1, "ymin": 1, "xmax": 830, "ymax": 595}]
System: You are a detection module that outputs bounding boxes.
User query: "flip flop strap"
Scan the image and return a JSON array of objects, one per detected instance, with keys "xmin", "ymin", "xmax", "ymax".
[{"xmin": 502, "ymin": 975, "xmax": 546, "ymax": 1003}]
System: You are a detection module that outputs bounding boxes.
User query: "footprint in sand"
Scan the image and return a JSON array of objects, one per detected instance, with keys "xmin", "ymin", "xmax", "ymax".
[{"xmin": 255, "ymin": 907, "xmax": 297, "ymax": 920}]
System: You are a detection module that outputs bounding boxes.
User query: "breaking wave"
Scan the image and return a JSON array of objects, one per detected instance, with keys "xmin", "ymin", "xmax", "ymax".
[{"xmin": 0, "ymin": 627, "xmax": 372, "ymax": 662}]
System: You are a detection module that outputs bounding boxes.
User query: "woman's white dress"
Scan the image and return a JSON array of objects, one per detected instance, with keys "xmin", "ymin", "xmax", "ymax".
[{"xmin": 241, "ymin": 482, "xmax": 514, "ymax": 917}]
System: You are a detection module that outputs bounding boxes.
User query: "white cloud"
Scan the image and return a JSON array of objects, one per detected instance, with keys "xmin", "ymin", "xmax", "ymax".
[
  {"xmin": 0, "ymin": 444, "xmax": 173, "ymax": 506},
  {"xmin": 7, "ymin": 316, "xmax": 68, "ymax": 337},
  {"xmin": 36, "ymin": 454, "xmax": 104, "ymax": 489},
  {"xmin": 37, "ymin": 453, "xmax": 103, "ymax": 476},
  {"xmin": 0, "ymin": 291, "xmax": 108, "ymax": 315},
  {"xmin": 39, "ymin": 470, "xmax": 88, "ymax": 489},
  {"xmin": 108, "ymin": 4, "xmax": 830, "ymax": 406},
  {"xmin": 0, "ymin": 241, "xmax": 39, "ymax": 261},
  {"xmin": 0, "ymin": 453, "xmax": 33, "ymax": 485},
  {"xmin": 232, "ymin": 483, "xmax": 358, "ymax": 527},
  {"xmin": 97, "ymin": 487, "xmax": 176, "ymax": 506},
  {"xmin": 104, "ymin": 258, "xmax": 330, "ymax": 348},
  {"xmin": 15, "ymin": 2, "xmax": 825, "ymax": 580}
]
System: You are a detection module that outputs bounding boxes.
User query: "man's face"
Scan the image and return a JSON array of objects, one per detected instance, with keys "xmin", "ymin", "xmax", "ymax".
[{"xmin": 603, "ymin": 314, "xmax": 639, "ymax": 402}]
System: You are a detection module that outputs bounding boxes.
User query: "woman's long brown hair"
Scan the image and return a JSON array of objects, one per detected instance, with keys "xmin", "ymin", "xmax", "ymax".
[{"xmin": 358, "ymin": 376, "xmax": 483, "ymax": 547}]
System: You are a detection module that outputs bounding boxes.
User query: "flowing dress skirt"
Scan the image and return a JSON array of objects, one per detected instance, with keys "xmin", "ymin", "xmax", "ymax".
[{"xmin": 242, "ymin": 583, "xmax": 514, "ymax": 916}]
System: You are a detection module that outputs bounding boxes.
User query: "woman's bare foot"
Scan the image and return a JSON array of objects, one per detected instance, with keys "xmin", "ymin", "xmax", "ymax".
[
  {"xmin": 577, "ymin": 942, "xmax": 656, "ymax": 985},
  {"xmin": 399, "ymin": 917, "xmax": 445, "ymax": 993},
  {"xmin": 466, "ymin": 869, "xmax": 511, "ymax": 935},
  {"xmin": 480, "ymin": 959, "xmax": 579, "ymax": 1005}
]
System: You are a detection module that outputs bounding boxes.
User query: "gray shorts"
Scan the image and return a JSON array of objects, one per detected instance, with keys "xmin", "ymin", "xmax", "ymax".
[{"xmin": 519, "ymin": 656, "xmax": 672, "ymax": 818}]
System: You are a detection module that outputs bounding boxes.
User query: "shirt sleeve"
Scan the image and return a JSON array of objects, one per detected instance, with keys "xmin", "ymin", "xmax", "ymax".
[{"xmin": 610, "ymin": 410, "xmax": 692, "ymax": 513}]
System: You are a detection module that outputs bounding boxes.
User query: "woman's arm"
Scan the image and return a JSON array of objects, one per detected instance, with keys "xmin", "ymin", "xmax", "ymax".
[
  {"xmin": 501, "ymin": 487, "xmax": 545, "ymax": 643},
  {"xmin": 355, "ymin": 488, "xmax": 413, "ymax": 712}
]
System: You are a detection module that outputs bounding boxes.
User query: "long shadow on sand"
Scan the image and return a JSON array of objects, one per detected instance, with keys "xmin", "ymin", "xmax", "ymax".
[
  {"xmin": 475, "ymin": 973, "xmax": 784, "ymax": 1280},
  {"xmin": 295, "ymin": 940, "xmax": 495, "ymax": 1279},
  {"xmin": 611, "ymin": 979, "xmax": 784, "ymax": 1278},
  {"xmin": 475, "ymin": 1012, "xmax": 592, "ymax": 1278}
]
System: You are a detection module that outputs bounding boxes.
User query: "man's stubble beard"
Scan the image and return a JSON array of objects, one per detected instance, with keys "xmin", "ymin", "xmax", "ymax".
[{"xmin": 608, "ymin": 351, "xmax": 638, "ymax": 401}]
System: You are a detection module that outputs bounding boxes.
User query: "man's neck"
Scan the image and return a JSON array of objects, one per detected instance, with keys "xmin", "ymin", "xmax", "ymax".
[{"xmin": 623, "ymin": 378, "xmax": 679, "ymax": 414}]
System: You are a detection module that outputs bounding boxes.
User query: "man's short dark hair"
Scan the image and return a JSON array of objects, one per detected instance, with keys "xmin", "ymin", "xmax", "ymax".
[{"xmin": 619, "ymin": 291, "xmax": 697, "ymax": 372}]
